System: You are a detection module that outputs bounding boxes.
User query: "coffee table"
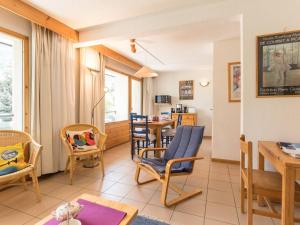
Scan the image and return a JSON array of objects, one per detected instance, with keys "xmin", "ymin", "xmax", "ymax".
[{"xmin": 35, "ymin": 193, "xmax": 138, "ymax": 225}]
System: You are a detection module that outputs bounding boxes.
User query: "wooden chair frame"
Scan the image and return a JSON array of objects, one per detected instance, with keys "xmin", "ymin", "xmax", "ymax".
[
  {"xmin": 130, "ymin": 114, "xmax": 156, "ymax": 159},
  {"xmin": 60, "ymin": 124, "xmax": 107, "ymax": 185},
  {"xmin": 0, "ymin": 130, "xmax": 42, "ymax": 202},
  {"xmin": 135, "ymin": 147, "xmax": 203, "ymax": 207},
  {"xmin": 240, "ymin": 135, "xmax": 300, "ymax": 224}
]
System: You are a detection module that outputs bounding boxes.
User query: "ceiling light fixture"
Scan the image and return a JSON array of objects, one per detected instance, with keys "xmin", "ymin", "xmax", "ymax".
[
  {"xmin": 130, "ymin": 39, "xmax": 136, "ymax": 53},
  {"xmin": 200, "ymin": 81, "xmax": 210, "ymax": 87},
  {"xmin": 130, "ymin": 39, "xmax": 164, "ymax": 65},
  {"xmin": 130, "ymin": 38, "xmax": 160, "ymax": 78}
]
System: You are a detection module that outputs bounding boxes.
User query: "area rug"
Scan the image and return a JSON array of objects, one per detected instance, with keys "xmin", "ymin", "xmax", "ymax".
[{"xmin": 132, "ymin": 215, "xmax": 170, "ymax": 225}]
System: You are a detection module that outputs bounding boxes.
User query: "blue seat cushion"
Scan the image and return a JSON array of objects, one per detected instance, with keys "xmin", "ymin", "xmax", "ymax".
[
  {"xmin": 139, "ymin": 126, "xmax": 205, "ymax": 175},
  {"xmin": 141, "ymin": 157, "xmax": 193, "ymax": 175},
  {"xmin": 164, "ymin": 126, "xmax": 204, "ymax": 171}
]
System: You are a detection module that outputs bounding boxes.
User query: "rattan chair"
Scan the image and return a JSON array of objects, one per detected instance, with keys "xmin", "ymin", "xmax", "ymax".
[
  {"xmin": 0, "ymin": 130, "xmax": 42, "ymax": 201},
  {"xmin": 60, "ymin": 124, "xmax": 107, "ymax": 185}
]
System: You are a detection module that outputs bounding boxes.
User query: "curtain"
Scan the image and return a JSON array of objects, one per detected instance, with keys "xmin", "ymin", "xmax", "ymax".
[
  {"xmin": 31, "ymin": 24, "xmax": 76, "ymax": 174},
  {"xmin": 142, "ymin": 78, "xmax": 154, "ymax": 115},
  {"xmin": 79, "ymin": 48, "xmax": 105, "ymax": 132}
]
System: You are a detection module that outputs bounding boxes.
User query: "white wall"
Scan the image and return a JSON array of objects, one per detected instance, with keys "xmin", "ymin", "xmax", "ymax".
[
  {"xmin": 202, "ymin": 0, "xmax": 300, "ymax": 165},
  {"xmin": 212, "ymin": 37, "xmax": 240, "ymax": 160},
  {"xmin": 0, "ymin": 8, "xmax": 31, "ymax": 36},
  {"xmin": 241, "ymin": 0, "xmax": 300, "ymax": 168},
  {"xmin": 150, "ymin": 0, "xmax": 300, "ymax": 166},
  {"xmin": 153, "ymin": 69, "xmax": 213, "ymax": 136}
]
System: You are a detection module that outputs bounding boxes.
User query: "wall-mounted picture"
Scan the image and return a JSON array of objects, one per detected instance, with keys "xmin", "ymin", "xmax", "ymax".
[
  {"xmin": 179, "ymin": 80, "xmax": 194, "ymax": 100},
  {"xmin": 257, "ymin": 30, "xmax": 300, "ymax": 97},
  {"xmin": 228, "ymin": 62, "xmax": 241, "ymax": 102}
]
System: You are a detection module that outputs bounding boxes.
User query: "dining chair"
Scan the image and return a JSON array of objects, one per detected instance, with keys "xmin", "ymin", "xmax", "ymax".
[
  {"xmin": 240, "ymin": 135, "xmax": 300, "ymax": 225},
  {"xmin": 0, "ymin": 130, "xmax": 42, "ymax": 201},
  {"xmin": 135, "ymin": 125, "xmax": 204, "ymax": 207},
  {"xmin": 130, "ymin": 113, "xmax": 156, "ymax": 159},
  {"xmin": 61, "ymin": 124, "xmax": 107, "ymax": 184},
  {"xmin": 161, "ymin": 113, "xmax": 182, "ymax": 147}
]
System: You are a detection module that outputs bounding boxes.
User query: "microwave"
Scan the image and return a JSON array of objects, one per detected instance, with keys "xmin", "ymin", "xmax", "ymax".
[{"xmin": 155, "ymin": 95, "xmax": 171, "ymax": 104}]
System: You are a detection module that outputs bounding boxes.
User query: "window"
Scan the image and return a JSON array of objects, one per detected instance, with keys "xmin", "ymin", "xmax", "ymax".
[
  {"xmin": 105, "ymin": 69, "xmax": 129, "ymax": 122},
  {"xmin": 131, "ymin": 79, "xmax": 142, "ymax": 114},
  {"xmin": 0, "ymin": 29, "xmax": 28, "ymax": 131}
]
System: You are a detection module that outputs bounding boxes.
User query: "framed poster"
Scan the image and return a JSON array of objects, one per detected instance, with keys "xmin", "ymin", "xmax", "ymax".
[
  {"xmin": 179, "ymin": 80, "xmax": 194, "ymax": 100},
  {"xmin": 228, "ymin": 62, "xmax": 241, "ymax": 102},
  {"xmin": 257, "ymin": 30, "xmax": 300, "ymax": 97}
]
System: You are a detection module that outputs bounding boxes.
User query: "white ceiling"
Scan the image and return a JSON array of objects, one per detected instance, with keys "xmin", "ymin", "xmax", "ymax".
[
  {"xmin": 22, "ymin": 0, "xmax": 240, "ymax": 73},
  {"xmin": 102, "ymin": 19, "xmax": 240, "ymax": 72},
  {"xmin": 23, "ymin": 0, "xmax": 224, "ymax": 29}
]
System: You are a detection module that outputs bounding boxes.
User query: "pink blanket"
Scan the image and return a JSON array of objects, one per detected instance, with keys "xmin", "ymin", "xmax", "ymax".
[{"xmin": 44, "ymin": 199, "xmax": 127, "ymax": 225}]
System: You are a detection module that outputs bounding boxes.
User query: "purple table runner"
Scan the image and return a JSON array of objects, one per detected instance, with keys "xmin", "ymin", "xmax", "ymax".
[{"xmin": 44, "ymin": 199, "xmax": 127, "ymax": 225}]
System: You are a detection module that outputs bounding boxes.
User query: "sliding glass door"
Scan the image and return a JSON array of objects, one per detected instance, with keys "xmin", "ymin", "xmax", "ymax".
[
  {"xmin": 104, "ymin": 69, "xmax": 129, "ymax": 122},
  {"xmin": 104, "ymin": 68, "xmax": 142, "ymax": 122},
  {"xmin": 0, "ymin": 29, "xmax": 27, "ymax": 131}
]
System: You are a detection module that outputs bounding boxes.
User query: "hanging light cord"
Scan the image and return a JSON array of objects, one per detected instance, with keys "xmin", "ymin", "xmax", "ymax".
[{"xmin": 134, "ymin": 40, "xmax": 165, "ymax": 65}]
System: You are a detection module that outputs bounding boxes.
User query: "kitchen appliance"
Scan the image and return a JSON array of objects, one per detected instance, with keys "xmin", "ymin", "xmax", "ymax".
[
  {"xmin": 155, "ymin": 95, "xmax": 171, "ymax": 104},
  {"xmin": 176, "ymin": 104, "xmax": 183, "ymax": 113},
  {"xmin": 183, "ymin": 106, "xmax": 188, "ymax": 113}
]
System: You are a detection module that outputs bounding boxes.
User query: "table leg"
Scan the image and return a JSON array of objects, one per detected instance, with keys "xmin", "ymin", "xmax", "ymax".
[
  {"xmin": 257, "ymin": 150, "xmax": 265, "ymax": 206},
  {"xmin": 156, "ymin": 127, "xmax": 162, "ymax": 148},
  {"xmin": 281, "ymin": 166, "xmax": 295, "ymax": 225},
  {"xmin": 154, "ymin": 127, "xmax": 161, "ymax": 157},
  {"xmin": 258, "ymin": 152, "xmax": 265, "ymax": 171}
]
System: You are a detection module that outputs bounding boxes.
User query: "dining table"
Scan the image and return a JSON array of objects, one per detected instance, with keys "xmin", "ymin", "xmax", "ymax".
[
  {"xmin": 258, "ymin": 141, "xmax": 300, "ymax": 225},
  {"xmin": 132, "ymin": 119, "xmax": 175, "ymax": 147},
  {"xmin": 148, "ymin": 119, "xmax": 176, "ymax": 147}
]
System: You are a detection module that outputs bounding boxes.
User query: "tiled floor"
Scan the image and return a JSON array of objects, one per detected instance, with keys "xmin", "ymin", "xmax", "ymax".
[{"xmin": 0, "ymin": 138, "xmax": 299, "ymax": 225}]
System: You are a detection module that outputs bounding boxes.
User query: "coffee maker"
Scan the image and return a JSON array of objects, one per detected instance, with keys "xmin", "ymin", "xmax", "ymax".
[
  {"xmin": 176, "ymin": 104, "xmax": 183, "ymax": 113},
  {"xmin": 183, "ymin": 106, "xmax": 188, "ymax": 113}
]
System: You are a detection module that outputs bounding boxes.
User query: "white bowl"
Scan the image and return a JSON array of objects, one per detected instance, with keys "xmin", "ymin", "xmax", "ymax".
[{"xmin": 59, "ymin": 218, "xmax": 81, "ymax": 225}]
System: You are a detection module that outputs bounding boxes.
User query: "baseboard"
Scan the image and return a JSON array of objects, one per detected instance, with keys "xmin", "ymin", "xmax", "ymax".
[
  {"xmin": 211, "ymin": 158, "xmax": 240, "ymax": 165},
  {"xmin": 203, "ymin": 136, "xmax": 212, "ymax": 139}
]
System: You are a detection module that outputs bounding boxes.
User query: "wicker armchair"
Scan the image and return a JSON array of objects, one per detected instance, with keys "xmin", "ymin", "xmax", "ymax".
[
  {"xmin": 0, "ymin": 130, "xmax": 42, "ymax": 201},
  {"xmin": 60, "ymin": 124, "xmax": 107, "ymax": 185}
]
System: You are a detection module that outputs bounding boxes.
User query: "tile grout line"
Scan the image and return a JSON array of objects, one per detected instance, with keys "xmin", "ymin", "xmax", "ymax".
[
  {"xmin": 0, "ymin": 188, "xmax": 67, "ymax": 220},
  {"xmin": 228, "ymin": 165, "xmax": 242, "ymax": 225},
  {"xmin": 169, "ymin": 175, "xmax": 189, "ymax": 223},
  {"xmin": 205, "ymin": 163, "xmax": 238, "ymax": 225},
  {"xmin": 4, "ymin": 140, "xmax": 273, "ymax": 225},
  {"xmin": 203, "ymin": 160, "xmax": 211, "ymax": 225}
]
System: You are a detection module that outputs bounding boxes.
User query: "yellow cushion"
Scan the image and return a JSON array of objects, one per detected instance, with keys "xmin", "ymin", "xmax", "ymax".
[{"xmin": 0, "ymin": 143, "xmax": 28, "ymax": 176}]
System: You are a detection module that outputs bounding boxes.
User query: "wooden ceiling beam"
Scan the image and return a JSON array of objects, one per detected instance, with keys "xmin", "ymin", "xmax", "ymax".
[
  {"xmin": 93, "ymin": 45, "xmax": 142, "ymax": 71},
  {"xmin": 0, "ymin": 0, "xmax": 79, "ymax": 41}
]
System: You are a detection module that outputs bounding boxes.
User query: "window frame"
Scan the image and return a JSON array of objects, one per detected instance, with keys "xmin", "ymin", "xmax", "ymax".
[
  {"xmin": 130, "ymin": 76, "xmax": 143, "ymax": 115},
  {"xmin": 104, "ymin": 66, "xmax": 143, "ymax": 124},
  {"xmin": 0, "ymin": 27, "xmax": 29, "ymax": 132}
]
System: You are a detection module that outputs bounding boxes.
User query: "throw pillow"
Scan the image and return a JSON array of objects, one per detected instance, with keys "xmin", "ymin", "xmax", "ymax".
[
  {"xmin": 66, "ymin": 128, "xmax": 97, "ymax": 151},
  {"xmin": 0, "ymin": 143, "xmax": 28, "ymax": 176}
]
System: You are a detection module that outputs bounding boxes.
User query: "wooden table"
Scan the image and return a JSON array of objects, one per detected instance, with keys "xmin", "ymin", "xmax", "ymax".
[
  {"xmin": 35, "ymin": 193, "xmax": 138, "ymax": 225},
  {"xmin": 258, "ymin": 141, "xmax": 300, "ymax": 225},
  {"xmin": 132, "ymin": 119, "xmax": 175, "ymax": 148}
]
